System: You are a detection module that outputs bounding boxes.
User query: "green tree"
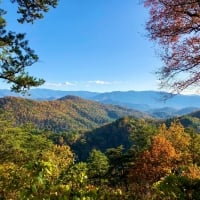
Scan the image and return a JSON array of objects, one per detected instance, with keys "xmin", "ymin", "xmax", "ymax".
[
  {"xmin": 87, "ymin": 149, "xmax": 109, "ymax": 185},
  {"xmin": 129, "ymin": 119, "xmax": 156, "ymax": 158},
  {"xmin": 60, "ymin": 162, "xmax": 90, "ymax": 199},
  {"xmin": 22, "ymin": 145, "xmax": 74, "ymax": 199},
  {"xmin": 187, "ymin": 128, "xmax": 200, "ymax": 165},
  {"xmin": 0, "ymin": 0, "xmax": 58, "ymax": 93},
  {"xmin": 153, "ymin": 174, "xmax": 200, "ymax": 200},
  {"xmin": 0, "ymin": 125, "xmax": 53, "ymax": 199},
  {"xmin": 106, "ymin": 145, "xmax": 131, "ymax": 190},
  {"xmin": 11, "ymin": 0, "xmax": 58, "ymax": 24},
  {"xmin": 0, "ymin": 125, "xmax": 53, "ymax": 164}
]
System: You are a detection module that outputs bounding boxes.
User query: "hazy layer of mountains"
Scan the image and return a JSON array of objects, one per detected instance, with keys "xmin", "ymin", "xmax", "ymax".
[{"xmin": 1, "ymin": 89, "xmax": 200, "ymax": 118}]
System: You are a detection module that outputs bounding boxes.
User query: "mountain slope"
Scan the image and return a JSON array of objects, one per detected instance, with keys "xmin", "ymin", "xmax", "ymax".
[
  {"xmin": 164, "ymin": 110, "xmax": 200, "ymax": 132},
  {"xmin": 70, "ymin": 110, "xmax": 200, "ymax": 161},
  {"xmin": 0, "ymin": 96, "xmax": 149, "ymax": 132},
  {"xmin": 71, "ymin": 116, "xmax": 157, "ymax": 161}
]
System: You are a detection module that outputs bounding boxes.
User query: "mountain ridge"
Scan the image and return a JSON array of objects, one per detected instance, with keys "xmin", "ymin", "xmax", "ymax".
[{"xmin": 0, "ymin": 95, "xmax": 149, "ymax": 132}]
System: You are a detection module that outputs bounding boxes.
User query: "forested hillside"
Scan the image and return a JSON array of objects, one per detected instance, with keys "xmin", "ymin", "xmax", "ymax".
[
  {"xmin": 71, "ymin": 117, "xmax": 157, "ymax": 161},
  {"xmin": 1, "ymin": 112, "xmax": 200, "ymax": 199},
  {"xmin": 164, "ymin": 110, "xmax": 200, "ymax": 133},
  {"xmin": 0, "ymin": 96, "xmax": 149, "ymax": 132}
]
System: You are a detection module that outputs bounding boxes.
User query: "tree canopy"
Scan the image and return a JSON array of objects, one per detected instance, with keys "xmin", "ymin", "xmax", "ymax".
[
  {"xmin": 0, "ymin": 0, "xmax": 58, "ymax": 93},
  {"xmin": 144, "ymin": 0, "xmax": 200, "ymax": 93}
]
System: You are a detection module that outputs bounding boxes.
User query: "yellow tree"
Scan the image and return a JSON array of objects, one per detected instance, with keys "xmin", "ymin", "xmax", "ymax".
[
  {"xmin": 158, "ymin": 121, "xmax": 191, "ymax": 165},
  {"xmin": 24, "ymin": 145, "xmax": 74, "ymax": 199}
]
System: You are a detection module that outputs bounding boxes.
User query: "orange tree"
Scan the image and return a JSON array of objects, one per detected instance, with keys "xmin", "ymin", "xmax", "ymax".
[
  {"xmin": 130, "ymin": 135, "xmax": 178, "ymax": 184},
  {"xmin": 128, "ymin": 135, "xmax": 178, "ymax": 199}
]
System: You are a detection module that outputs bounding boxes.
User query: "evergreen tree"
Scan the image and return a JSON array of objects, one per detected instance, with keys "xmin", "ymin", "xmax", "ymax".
[
  {"xmin": 0, "ymin": 0, "xmax": 58, "ymax": 93},
  {"xmin": 87, "ymin": 149, "xmax": 109, "ymax": 185}
]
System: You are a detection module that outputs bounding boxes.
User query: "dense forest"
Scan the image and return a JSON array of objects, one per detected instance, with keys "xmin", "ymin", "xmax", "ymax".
[
  {"xmin": 1, "ymin": 96, "xmax": 200, "ymax": 199},
  {"xmin": 0, "ymin": 96, "xmax": 148, "ymax": 132}
]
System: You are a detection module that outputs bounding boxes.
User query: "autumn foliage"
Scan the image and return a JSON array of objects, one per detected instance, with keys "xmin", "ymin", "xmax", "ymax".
[
  {"xmin": 131, "ymin": 135, "xmax": 177, "ymax": 184},
  {"xmin": 144, "ymin": 0, "xmax": 200, "ymax": 93},
  {"xmin": 1, "ymin": 113, "xmax": 200, "ymax": 199}
]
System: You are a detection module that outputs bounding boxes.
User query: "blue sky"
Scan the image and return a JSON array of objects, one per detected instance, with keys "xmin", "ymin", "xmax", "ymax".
[{"xmin": 1, "ymin": 0, "xmax": 162, "ymax": 92}]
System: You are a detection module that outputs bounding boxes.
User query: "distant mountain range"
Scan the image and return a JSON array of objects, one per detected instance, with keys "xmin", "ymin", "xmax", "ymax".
[
  {"xmin": 0, "ymin": 89, "xmax": 98, "ymax": 100},
  {"xmin": 1, "ymin": 88, "xmax": 200, "ymax": 118}
]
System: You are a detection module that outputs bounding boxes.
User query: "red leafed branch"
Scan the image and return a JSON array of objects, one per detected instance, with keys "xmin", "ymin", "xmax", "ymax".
[{"xmin": 144, "ymin": 0, "xmax": 200, "ymax": 93}]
